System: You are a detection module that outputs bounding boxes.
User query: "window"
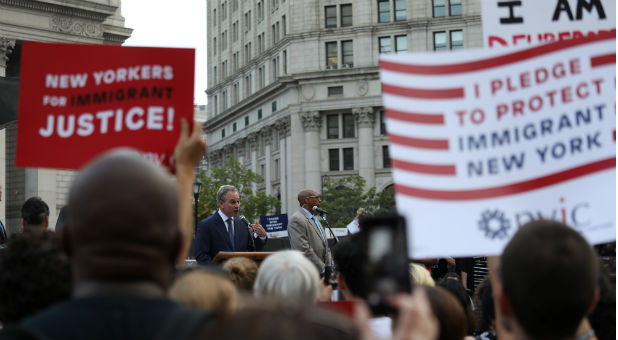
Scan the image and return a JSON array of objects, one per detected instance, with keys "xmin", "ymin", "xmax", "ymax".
[
  {"xmin": 276, "ymin": 22, "xmax": 280, "ymax": 41},
  {"xmin": 378, "ymin": 0, "xmax": 390, "ymax": 22},
  {"xmin": 394, "ymin": 0, "xmax": 406, "ymax": 21},
  {"xmin": 221, "ymin": 128, "xmax": 226, "ymax": 138},
  {"xmin": 395, "ymin": 35, "xmax": 407, "ymax": 52},
  {"xmin": 380, "ymin": 110, "xmax": 386, "ymax": 135},
  {"xmin": 213, "ymin": 37, "xmax": 217, "ymax": 55},
  {"xmin": 328, "ymin": 86, "xmax": 343, "ymax": 97},
  {"xmin": 233, "ymin": 21, "xmax": 239, "ymax": 42},
  {"xmin": 450, "ymin": 30, "xmax": 463, "ymax": 49},
  {"xmin": 283, "ymin": 50, "xmax": 287, "ymax": 74},
  {"xmin": 222, "ymin": 90, "xmax": 228, "ymax": 110},
  {"xmin": 258, "ymin": 66, "xmax": 264, "ymax": 88},
  {"xmin": 257, "ymin": 1, "xmax": 263, "ymax": 22},
  {"xmin": 433, "ymin": 31, "xmax": 447, "ymax": 51},
  {"xmin": 232, "ymin": 83, "xmax": 239, "ymax": 104},
  {"xmin": 343, "ymin": 113, "xmax": 354, "ymax": 138},
  {"xmin": 343, "ymin": 148, "xmax": 354, "ymax": 170},
  {"xmin": 233, "ymin": 52, "xmax": 239, "ymax": 72},
  {"xmin": 275, "ymin": 159, "xmax": 280, "ymax": 179},
  {"xmin": 433, "ymin": 0, "xmax": 446, "ymax": 17},
  {"xmin": 222, "ymin": 31, "xmax": 227, "ymax": 50},
  {"xmin": 233, "ymin": 122, "xmax": 237, "ymax": 132},
  {"xmin": 272, "ymin": 101, "xmax": 277, "ymax": 112},
  {"xmin": 245, "ymin": 74, "xmax": 252, "ymax": 96},
  {"xmin": 232, "ymin": 0, "xmax": 238, "ymax": 12},
  {"xmin": 327, "ymin": 115, "xmax": 338, "ymax": 139},
  {"xmin": 272, "ymin": 58, "xmax": 277, "ymax": 79},
  {"xmin": 329, "ymin": 149, "xmax": 340, "ymax": 170},
  {"xmin": 325, "ymin": 6, "xmax": 337, "ymax": 28},
  {"xmin": 450, "ymin": 0, "xmax": 462, "ymax": 15},
  {"xmin": 341, "ymin": 4, "xmax": 352, "ymax": 27},
  {"xmin": 258, "ymin": 35, "xmax": 262, "ymax": 53},
  {"xmin": 244, "ymin": 11, "xmax": 251, "ymax": 31},
  {"xmin": 379, "ymin": 37, "xmax": 392, "ymax": 53},
  {"xmin": 341, "ymin": 40, "xmax": 353, "ymax": 67},
  {"xmin": 213, "ymin": 66, "xmax": 218, "ymax": 84},
  {"xmin": 272, "ymin": 24, "xmax": 276, "ymax": 45},
  {"xmin": 258, "ymin": 109, "xmax": 263, "ymax": 119},
  {"xmin": 244, "ymin": 43, "xmax": 250, "ymax": 63},
  {"xmin": 213, "ymin": 9, "xmax": 217, "ymax": 26},
  {"xmin": 326, "ymin": 42, "xmax": 338, "ymax": 69},
  {"xmin": 245, "ymin": 115, "xmax": 249, "ymax": 126},
  {"xmin": 214, "ymin": 95, "xmax": 218, "ymax": 115},
  {"xmin": 222, "ymin": 60, "xmax": 227, "ymax": 78},
  {"xmin": 382, "ymin": 145, "xmax": 391, "ymax": 168},
  {"xmin": 222, "ymin": 1, "xmax": 227, "ymax": 21},
  {"xmin": 282, "ymin": 15, "xmax": 286, "ymax": 35}
]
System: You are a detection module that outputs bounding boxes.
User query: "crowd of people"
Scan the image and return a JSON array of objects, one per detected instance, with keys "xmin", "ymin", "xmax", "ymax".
[{"xmin": 0, "ymin": 119, "xmax": 614, "ymax": 340}]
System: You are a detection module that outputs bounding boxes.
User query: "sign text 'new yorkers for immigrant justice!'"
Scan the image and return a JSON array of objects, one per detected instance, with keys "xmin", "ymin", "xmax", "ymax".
[
  {"xmin": 379, "ymin": 34, "xmax": 616, "ymax": 258},
  {"xmin": 16, "ymin": 42, "xmax": 195, "ymax": 171}
]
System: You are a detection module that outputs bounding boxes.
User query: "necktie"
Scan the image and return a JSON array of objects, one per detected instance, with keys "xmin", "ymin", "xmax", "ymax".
[{"xmin": 227, "ymin": 218, "xmax": 235, "ymax": 250}]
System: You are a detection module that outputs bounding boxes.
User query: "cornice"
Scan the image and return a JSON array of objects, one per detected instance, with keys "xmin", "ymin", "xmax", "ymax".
[{"xmin": 0, "ymin": 0, "xmax": 117, "ymax": 22}]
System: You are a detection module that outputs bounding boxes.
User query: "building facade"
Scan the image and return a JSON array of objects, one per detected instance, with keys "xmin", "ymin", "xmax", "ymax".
[
  {"xmin": 0, "ymin": 0, "xmax": 131, "ymax": 233},
  {"xmin": 204, "ymin": 0, "xmax": 482, "ymax": 214}
]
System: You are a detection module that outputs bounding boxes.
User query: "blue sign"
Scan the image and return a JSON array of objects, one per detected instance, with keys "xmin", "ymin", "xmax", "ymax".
[{"xmin": 260, "ymin": 214, "xmax": 288, "ymax": 238}]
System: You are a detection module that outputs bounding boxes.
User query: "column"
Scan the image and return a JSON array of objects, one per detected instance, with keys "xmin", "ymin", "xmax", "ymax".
[
  {"xmin": 353, "ymin": 107, "xmax": 376, "ymax": 189},
  {"xmin": 276, "ymin": 117, "xmax": 290, "ymax": 213},
  {"xmin": 262, "ymin": 128, "xmax": 272, "ymax": 195},
  {"xmin": 248, "ymin": 133, "xmax": 259, "ymax": 194},
  {"xmin": 289, "ymin": 113, "xmax": 303, "ymax": 213},
  {"xmin": 300, "ymin": 111, "xmax": 321, "ymax": 191},
  {"xmin": 0, "ymin": 38, "xmax": 15, "ymax": 77}
]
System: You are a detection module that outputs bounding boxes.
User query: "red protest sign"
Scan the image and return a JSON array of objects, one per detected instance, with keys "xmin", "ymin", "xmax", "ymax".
[{"xmin": 16, "ymin": 42, "xmax": 195, "ymax": 171}]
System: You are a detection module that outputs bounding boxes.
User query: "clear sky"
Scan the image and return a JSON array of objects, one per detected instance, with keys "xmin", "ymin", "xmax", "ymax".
[{"xmin": 121, "ymin": 0, "xmax": 207, "ymax": 105}]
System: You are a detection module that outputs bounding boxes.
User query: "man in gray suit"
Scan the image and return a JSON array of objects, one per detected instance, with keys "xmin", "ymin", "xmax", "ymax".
[{"xmin": 288, "ymin": 189, "xmax": 332, "ymax": 273}]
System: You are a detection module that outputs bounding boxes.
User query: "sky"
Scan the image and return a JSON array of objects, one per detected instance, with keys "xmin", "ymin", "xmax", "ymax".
[{"xmin": 121, "ymin": 0, "xmax": 207, "ymax": 105}]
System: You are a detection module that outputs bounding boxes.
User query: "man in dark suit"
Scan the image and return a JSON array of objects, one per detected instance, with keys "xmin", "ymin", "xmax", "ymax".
[{"xmin": 194, "ymin": 185, "xmax": 267, "ymax": 264}]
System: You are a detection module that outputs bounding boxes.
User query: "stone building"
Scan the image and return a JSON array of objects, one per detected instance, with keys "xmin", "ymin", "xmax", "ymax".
[
  {"xmin": 204, "ymin": 0, "xmax": 482, "ymax": 214},
  {"xmin": 0, "ymin": 0, "xmax": 131, "ymax": 233}
]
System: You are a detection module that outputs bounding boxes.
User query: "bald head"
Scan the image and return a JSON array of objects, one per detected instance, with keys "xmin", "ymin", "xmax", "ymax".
[
  {"xmin": 66, "ymin": 149, "xmax": 180, "ymax": 288},
  {"xmin": 297, "ymin": 189, "xmax": 321, "ymax": 211}
]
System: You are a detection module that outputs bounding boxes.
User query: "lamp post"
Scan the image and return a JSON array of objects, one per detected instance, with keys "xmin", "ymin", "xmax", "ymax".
[
  {"xmin": 192, "ymin": 177, "xmax": 202, "ymax": 234},
  {"xmin": 321, "ymin": 174, "xmax": 330, "ymax": 192}
]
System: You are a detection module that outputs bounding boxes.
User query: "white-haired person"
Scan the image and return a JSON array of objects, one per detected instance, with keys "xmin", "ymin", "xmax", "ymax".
[{"xmin": 254, "ymin": 250, "xmax": 322, "ymax": 304}]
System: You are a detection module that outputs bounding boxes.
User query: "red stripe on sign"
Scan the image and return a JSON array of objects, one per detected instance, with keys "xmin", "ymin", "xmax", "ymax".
[
  {"xmin": 382, "ymin": 84, "xmax": 464, "ymax": 99},
  {"xmin": 394, "ymin": 157, "xmax": 615, "ymax": 201},
  {"xmin": 590, "ymin": 53, "xmax": 616, "ymax": 68},
  {"xmin": 389, "ymin": 134, "xmax": 449, "ymax": 150},
  {"xmin": 380, "ymin": 32, "xmax": 615, "ymax": 75},
  {"xmin": 385, "ymin": 109, "xmax": 445, "ymax": 125},
  {"xmin": 392, "ymin": 159, "xmax": 456, "ymax": 175}
]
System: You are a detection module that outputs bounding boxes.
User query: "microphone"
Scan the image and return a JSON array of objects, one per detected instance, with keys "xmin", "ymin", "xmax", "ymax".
[
  {"xmin": 312, "ymin": 206, "xmax": 329, "ymax": 215},
  {"xmin": 239, "ymin": 215, "xmax": 252, "ymax": 226}
]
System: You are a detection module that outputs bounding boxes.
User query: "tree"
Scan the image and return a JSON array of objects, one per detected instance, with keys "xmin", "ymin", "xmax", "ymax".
[
  {"xmin": 196, "ymin": 158, "xmax": 280, "ymax": 222},
  {"xmin": 320, "ymin": 175, "xmax": 396, "ymax": 229}
]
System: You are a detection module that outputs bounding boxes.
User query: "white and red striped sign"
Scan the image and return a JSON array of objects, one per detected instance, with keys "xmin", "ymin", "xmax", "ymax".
[{"xmin": 379, "ymin": 34, "xmax": 615, "ymax": 258}]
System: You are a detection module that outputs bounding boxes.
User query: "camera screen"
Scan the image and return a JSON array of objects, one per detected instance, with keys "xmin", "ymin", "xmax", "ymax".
[{"xmin": 368, "ymin": 226, "xmax": 391, "ymax": 262}]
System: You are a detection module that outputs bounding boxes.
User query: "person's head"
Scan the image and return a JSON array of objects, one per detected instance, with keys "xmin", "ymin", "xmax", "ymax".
[
  {"xmin": 20, "ymin": 196, "xmax": 50, "ymax": 232},
  {"xmin": 201, "ymin": 299, "xmax": 358, "ymax": 339},
  {"xmin": 297, "ymin": 189, "xmax": 321, "ymax": 211},
  {"xmin": 332, "ymin": 234, "xmax": 369, "ymax": 300},
  {"xmin": 498, "ymin": 219, "xmax": 600, "ymax": 339},
  {"xmin": 222, "ymin": 256, "xmax": 258, "ymax": 292},
  {"xmin": 421, "ymin": 286, "xmax": 468, "ymax": 340},
  {"xmin": 64, "ymin": 149, "xmax": 181, "ymax": 290},
  {"xmin": 254, "ymin": 250, "xmax": 320, "ymax": 303},
  {"xmin": 438, "ymin": 276, "xmax": 475, "ymax": 334},
  {"xmin": 217, "ymin": 185, "xmax": 240, "ymax": 218},
  {"xmin": 474, "ymin": 276, "xmax": 495, "ymax": 335},
  {"xmin": 0, "ymin": 230, "xmax": 71, "ymax": 324},
  {"xmin": 169, "ymin": 269, "xmax": 239, "ymax": 318},
  {"xmin": 409, "ymin": 263, "xmax": 435, "ymax": 287}
]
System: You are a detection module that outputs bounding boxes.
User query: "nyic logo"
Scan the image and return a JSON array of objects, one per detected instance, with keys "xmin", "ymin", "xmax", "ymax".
[{"xmin": 478, "ymin": 198, "xmax": 591, "ymax": 240}]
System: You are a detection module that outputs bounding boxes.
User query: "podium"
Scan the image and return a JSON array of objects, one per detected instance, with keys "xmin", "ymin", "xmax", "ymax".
[{"xmin": 211, "ymin": 251, "xmax": 274, "ymax": 266}]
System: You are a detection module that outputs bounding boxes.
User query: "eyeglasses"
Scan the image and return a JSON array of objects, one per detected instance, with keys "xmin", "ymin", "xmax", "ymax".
[{"xmin": 306, "ymin": 196, "xmax": 321, "ymax": 199}]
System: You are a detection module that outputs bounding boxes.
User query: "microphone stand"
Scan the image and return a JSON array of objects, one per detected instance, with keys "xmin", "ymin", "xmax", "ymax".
[
  {"xmin": 320, "ymin": 213, "xmax": 339, "ymax": 245},
  {"xmin": 246, "ymin": 221, "xmax": 256, "ymax": 251}
]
